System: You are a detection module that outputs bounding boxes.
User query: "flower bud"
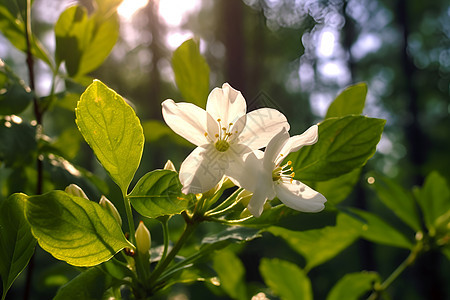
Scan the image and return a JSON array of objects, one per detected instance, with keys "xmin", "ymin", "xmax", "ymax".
[
  {"xmin": 65, "ymin": 184, "xmax": 89, "ymax": 199},
  {"xmin": 164, "ymin": 160, "xmax": 177, "ymax": 172},
  {"xmin": 135, "ymin": 221, "xmax": 151, "ymax": 256},
  {"xmin": 99, "ymin": 195, "xmax": 122, "ymax": 226}
]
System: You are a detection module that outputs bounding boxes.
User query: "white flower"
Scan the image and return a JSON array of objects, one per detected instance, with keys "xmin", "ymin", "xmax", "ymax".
[
  {"xmin": 162, "ymin": 83, "xmax": 289, "ymax": 194},
  {"xmin": 230, "ymin": 126, "xmax": 326, "ymax": 217}
]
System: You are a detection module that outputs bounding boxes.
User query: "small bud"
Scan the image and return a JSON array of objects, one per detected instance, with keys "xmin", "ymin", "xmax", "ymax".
[
  {"xmin": 65, "ymin": 184, "xmax": 89, "ymax": 199},
  {"xmin": 164, "ymin": 160, "xmax": 177, "ymax": 172},
  {"xmin": 99, "ymin": 195, "xmax": 122, "ymax": 226},
  {"xmin": 135, "ymin": 221, "xmax": 151, "ymax": 256}
]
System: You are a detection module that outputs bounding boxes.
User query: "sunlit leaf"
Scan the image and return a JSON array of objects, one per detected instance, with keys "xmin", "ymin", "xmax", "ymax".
[
  {"xmin": 172, "ymin": 39, "xmax": 210, "ymax": 107},
  {"xmin": 213, "ymin": 250, "xmax": 247, "ymax": 300},
  {"xmin": 55, "ymin": 5, "xmax": 119, "ymax": 78},
  {"xmin": 76, "ymin": 80, "xmax": 144, "ymax": 194},
  {"xmin": 25, "ymin": 191, "xmax": 133, "ymax": 267},
  {"xmin": 326, "ymin": 271, "xmax": 379, "ymax": 300},
  {"xmin": 267, "ymin": 213, "xmax": 361, "ymax": 271},
  {"xmin": 238, "ymin": 204, "xmax": 297, "ymax": 227},
  {"xmin": 414, "ymin": 171, "xmax": 450, "ymax": 232},
  {"xmin": 369, "ymin": 173, "xmax": 422, "ymax": 232},
  {"xmin": 325, "ymin": 82, "xmax": 367, "ymax": 119},
  {"xmin": 129, "ymin": 170, "xmax": 192, "ymax": 218},
  {"xmin": 0, "ymin": 193, "xmax": 36, "ymax": 300},
  {"xmin": 289, "ymin": 115, "xmax": 385, "ymax": 182},
  {"xmin": 260, "ymin": 258, "xmax": 312, "ymax": 300},
  {"xmin": 350, "ymin": 208, "xmax": 413, "ymax": 249},
  {"xmin": 54, "ymin": 268, "xmax": 112, "ymax": 300}
]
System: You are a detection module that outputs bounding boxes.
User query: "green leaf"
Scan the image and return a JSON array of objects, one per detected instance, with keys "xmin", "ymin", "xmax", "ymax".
[
  {"xmin": 289, "ymin": 115, "xmax": 385, "ymax": 182},
  {"xmin": 267, "ymin": 213, "xmax": 361, "ymax": 271},
  {"xmin": 201, "ymin": 226, "xmax": 262, "ymax": 249},
  {"xmin": 129, "ymin": 170, "xmax": 191, "ymax": 218},
  {"xmin": 55, "ymin": 5, "xmax": 119, "ymax": 77},
  {"xmin": 0, "ymin": 193, "xmax": 36, "ymax": 300},
  {"xmin": 76, "ymin": 80, "xmax": 144, "ymax": 194},
  {"xmin": 54, "ymin": 267, "xmax": 112, "ymax": 300},
  {"xmin": 326, "ymin": 271, "xmax": 379, "ymax": 300},
  {"xmin": 260, "ymin": 258, "xmax": 312, "ymax": 300},
  {"xmin": 0, "ymin": 61, "xmax": 33, "ymax": 115},
  {"xmin": 24, "ymin": 191, "xmax": 133, "ymax": 267},
  {"xmin": 325, "ymin": 83, "xmax": 367, "ymax": 119},
  {"xmin": 213, "ymin": 250, "xmax": 247, "ymax": 300},
  {"xmin": 414, "ymin": 171, "xmax": 450, "ymax": 232},
  {"xmin": 370, "ymin": 173, "xmax": 422, "ymax": 232},
  {"xmin": 0, "ymin": 119, "xmax": 36, "ymax": 168},
  {"xmin": 172, "ymin": 39, "xmax": 210, "ymax": 107},
  {"xmin": 0, "ymin": 0, "xmax": 52, "ymax": 66},
  {"xmin": 238, "ymin": 204, "xmax": 297, "ymax": 227},
  {"xmin": 350, "ymin": 208, "xmax": 413, "ymax": 249},
  {"xmin": 313, "ymin": 168, "xmax": 361, "ymax": 205}
]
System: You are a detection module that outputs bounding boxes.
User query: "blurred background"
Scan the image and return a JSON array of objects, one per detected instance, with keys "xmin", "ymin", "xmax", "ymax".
[{"xmin": 1, "ymin": 0, "xmax": 449, "ymax": 299}]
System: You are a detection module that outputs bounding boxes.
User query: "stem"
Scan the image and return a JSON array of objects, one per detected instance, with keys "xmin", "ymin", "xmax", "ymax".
[
  {"xmin": 148, "ymin": 215, "xmax": 197, "ymax": 287},
  {"xmin": 23, "ymin": 1, "xmax": 41, "ymax": 299},
  {"xmin": 367, "ymin": 243, "xmax": 422, "ymax": 300},
  {"xmin": 123, "ymin": 194, "xmax": 136, "ymax": 245},
  {"xmin": 160, "ymin": 218, "xmax": 170, "ymax": 262},
  {"xmin": 206, "ymin": 188, "xmax": 242, "ymax": 216}
]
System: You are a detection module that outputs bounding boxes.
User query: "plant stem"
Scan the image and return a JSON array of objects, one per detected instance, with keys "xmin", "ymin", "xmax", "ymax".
[
  {"xmin": 160, "ymin": 218, "xmax": 170, "ymax": 262},
  {"xmin": 367, "ymin": 243, "xmax": 422, "ymax": 300},
  {"xmin": 124, "ymin": 194, "xmax": 136, "ymax": 245},
  {"xmin": 148, "ymin": 214, "xmax": 197, "ymax": 288}
]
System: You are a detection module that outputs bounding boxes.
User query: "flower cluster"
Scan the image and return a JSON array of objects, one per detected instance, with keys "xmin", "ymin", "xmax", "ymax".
[{"xmin": 162, "ymin": 83, "xmax": 326, "ymax": 217}]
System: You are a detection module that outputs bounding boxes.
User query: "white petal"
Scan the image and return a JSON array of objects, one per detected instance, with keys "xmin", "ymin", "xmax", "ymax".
[
  {"xmin": 275, "ymin": 180, "xmax": 326, "ymax": 212},
  {"xmin": 206, "ymin": 83, "xmax": 247, "ymax": 125},
  {"xmin": 238, "ymin": 108, "xmax": 290, "ymax": 150},
  {"xmin": 226, "ymin": 150, "xmax": 264, "ymax": 191},
  {"xmin": 179, "ymin": 145, "xmax": 225, "ymax": 194},
  {"xmin": 275, "ymin": 125, "xmax": 318, "ymax": 165},
  {"xmin": 263, "ymin": 128, "xmax": 290, "ymax": 172},
  {"xmin": 162, "ymin": 100, "xmax": 218, "ymax": 146}
]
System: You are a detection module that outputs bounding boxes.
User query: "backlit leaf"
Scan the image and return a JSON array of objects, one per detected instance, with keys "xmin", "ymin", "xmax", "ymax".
[
  {"xmin": 260, "ymin": 258, "xmax": 312, "ymax": 300},
  {"xmin": 327, "ymin": 272, "xmax": 379, "ymax": 300},
  {"xmin": 129, "ymin": 170, "xmax": 191, "ymax": 218},
  {"xmin": 25, "ymin": 191, "xmax": 133, "ymax": 267},
  {"xmin": 326, "ymin": 83, "xmax": 367, "ymax": 119},
  {"xmin": 290, "ymin": 116, "xmax": 385, "ymax": 182},
  {"xmin": 213, "ymin": 250, "xmax": 247, "ymax": 300},
  {"xmin": 76, "ymin": 80, "xmax": 144, "ymax": 194},
  {"xmin": 54, "ymin": 268, "xmax": 112, "ymax": 300}
]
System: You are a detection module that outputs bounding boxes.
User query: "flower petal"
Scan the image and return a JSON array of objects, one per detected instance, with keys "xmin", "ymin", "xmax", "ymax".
[
  {"xmin": 206, "ymin": 83, "xmax": 247, "ymax": 125},
  {"xmin": 275, "ymin": 125, "xmax": 318, "ymax": 165},
  {"xmin": 179, "ymin": 145, "xmax": 225, "ymax": 194},
  {"xmin": 275, "ymin": 180, "xmax": 326, "ymax": 212},
  {"xmin": 162, "ymin": 99, "xmax": 218, "ymax": 146},
  {"xmin": 238, "ymin": 108, "xmax": 290, "ymax": 150},
  {"xmin": 226, "ymin": 150, "xmax": 264, "ymax": 191},
  {"xmin": 263, "ymin": 127, "xmax": 290, "ymax": 171}
]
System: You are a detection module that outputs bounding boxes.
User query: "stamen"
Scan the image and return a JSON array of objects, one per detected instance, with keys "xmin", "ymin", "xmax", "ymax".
[{"xmin": 272, "ymin": 161, "xmax": 296, "ymax": 183}]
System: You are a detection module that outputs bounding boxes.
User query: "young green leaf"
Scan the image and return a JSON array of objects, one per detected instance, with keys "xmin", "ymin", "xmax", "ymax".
[
  {"xmin": 289, "ymin": 115, "xmax": 385, "ymax": 182},
  {"xmin": 349, "ymin": 208, "xmax": 413, "ymax": 249},
  {"xmin": 325, "ymin": 82, "xmax": 367, "ymax": 119},
  {"xmin": 414, "ymin": 171, "xmax": 450, "ymax": 232},
  {"xmin": 55, "ymin": 5, "xmax": 119, "ymax": 78},
  {"xmin": 267, "ymin": 213, "xmax": 362, "ymax": 271},
  {"xmin": 326, "ymin": 272, "xmax": 380, "ymax": 300},
  {"xmin": 172, "ymin": 39, "xmax": 210, "ymax": 107},
  {"xmin": 260, "ymin": 258, "xmax": 312, "ymax": 300},
  {"xmin": 0, "ymin": 193, "xmax": 36, "ymax": 300},
  {"xmin": 129, "ymin": 170, "xmax": 191, "ymax": 218},
  {"xmin": 369, "ymin": 173, "xmax": 422, "ymax": 232},
  {"xmin": 213, "ymin": 250, "xmax": 247, "ymax": 300},
  {"xmin": 25, "ymin": 191, "xmax": 133, "ymax": 267},
  {"xmin": 76, "ymin": 80, "xmax": 144, "ymax": 194},
  {"xmin": 54, "ymin": 268, "xmax": 112, "ymax": 300}
]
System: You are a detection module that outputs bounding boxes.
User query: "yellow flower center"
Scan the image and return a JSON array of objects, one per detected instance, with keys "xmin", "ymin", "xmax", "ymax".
[
  {"xmin": 204, "ymin": 118, "xmax": 238, "ymax": 152},
  {"xmin": 272, "ymin": 160, "xmax": 295, "ymax": 183}
]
